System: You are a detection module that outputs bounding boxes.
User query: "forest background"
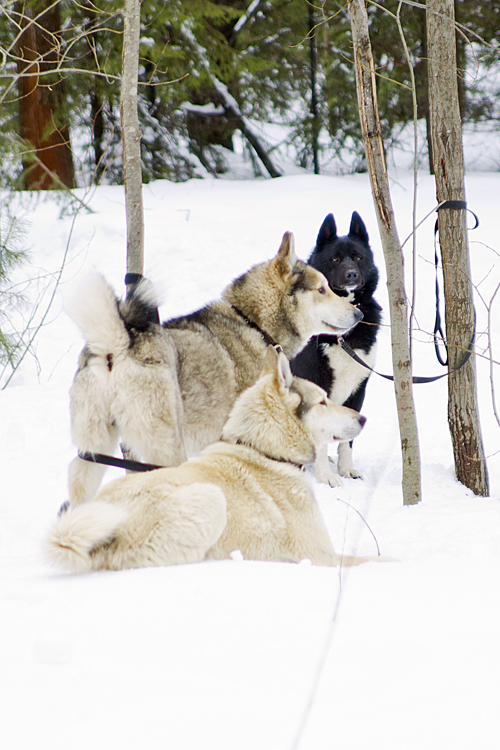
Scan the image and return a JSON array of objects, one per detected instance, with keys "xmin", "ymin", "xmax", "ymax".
[{"xmin": 1, "ymin": 0, "xmax": 500, "ymax": 190}]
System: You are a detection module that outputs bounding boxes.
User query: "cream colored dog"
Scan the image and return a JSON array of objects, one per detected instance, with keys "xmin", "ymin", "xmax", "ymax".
[{"xmin": 47, "ymin": 348, "xmax": 381, "ymax": 571}]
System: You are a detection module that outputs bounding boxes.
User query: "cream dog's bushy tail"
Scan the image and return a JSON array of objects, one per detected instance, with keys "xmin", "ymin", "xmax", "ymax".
[
  {"xmin": 65, "ymin": 273, "xmax": 131, "ymax": 359},
  {"xmin": 46, "ymin": 502, "xmax": 128, "ymax": 572},
  {"xmin": 65, "ymin": 273, "xmax": 159, "ymax": 360}
]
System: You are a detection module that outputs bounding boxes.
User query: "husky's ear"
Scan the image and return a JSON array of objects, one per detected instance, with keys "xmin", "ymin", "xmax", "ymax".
[
  {"xmin": 276, "ymin": 349, "xmax": 294, "ymax": 389},
  {"xmin": 261, "ymin": 347, "xmax": 293, "ymax": 389},
  {"xmin": 314, "ymin": 213, "xmax": 337, "ymax": 253},
  {"xmin": 349, "ymin": 211, "xmax": 369, "ymax": 245},
  {"xmin": 274, "ymin": 231, "xmax": 297, "ymax": 275}
]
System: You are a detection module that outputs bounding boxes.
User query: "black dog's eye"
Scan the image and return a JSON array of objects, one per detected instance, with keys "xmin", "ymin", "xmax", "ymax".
[
  {"xmin": 354, "ymin": 255, "xmax": 362, "ymax": 262},
  {"xmin": 331, "ymin": 257, "xmax": 339, "ymax": 262}
]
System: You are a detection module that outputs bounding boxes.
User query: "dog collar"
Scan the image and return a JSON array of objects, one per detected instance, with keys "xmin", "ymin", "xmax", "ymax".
[
  {"xmin": 230, "ymin": 306, "xmax": 278, "ymax": 348},
  {"xmin": 224, "ymin": 439, "xmax": 305, "ymax": 471}
]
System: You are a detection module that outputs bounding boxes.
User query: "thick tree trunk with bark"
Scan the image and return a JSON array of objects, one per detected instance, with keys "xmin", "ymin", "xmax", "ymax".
[
  {"xmin": 121, "ymin": 0, "xmax": 144, "ymax": 280},
  {"xmin": 16, "ymin": 0, "xmax": 75, "ymax": 189},
  {"xmin": 349, "ymin": 0, "xmax": 421, "ymax": 505},
  {"xmin": 426, "ymin": 0, "xmax": 489, "ymax": 495}
]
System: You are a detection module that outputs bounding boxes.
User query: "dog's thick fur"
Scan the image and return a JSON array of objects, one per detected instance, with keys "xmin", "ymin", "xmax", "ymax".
[
  {"xmin": 47, "ymin": 348, "xmax": 382, "ymax": 571},
  {"xmin": 67, "ymin": 232, "xmax": 363, "ymax": 504},
  {"xmin": 291, "ymin": 212, "xmax": 381, "ymax": 486}
]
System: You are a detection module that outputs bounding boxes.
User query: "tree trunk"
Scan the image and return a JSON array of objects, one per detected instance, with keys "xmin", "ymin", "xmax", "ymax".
[
  {"xmin": 420, "ymin": 9, "xmax": 434, "ymax": 174},
  {"xmin": 308, "ymin": 3, "xmax": 320, "ymax": 175},
  {"xmin": 90, "ymin": 90, "xmax": 105, "ymax": 180},
  {"xmin": 454, "ymin": 0, "xmax": 466, "ymax": 120},
  {"xmin": 16, "ymin": 0, "xmax": 75, "ymax": 190},
  {"xmin": 121, "ymin": 0, "xmax": 144, "ymax": 281},
  {"xmin": 426, "ymin": 0, "xmax": 489, "ymax": 496},
  {"xmin": 348, "ymin": 0, "xmax": 421, "ymax": 505}
]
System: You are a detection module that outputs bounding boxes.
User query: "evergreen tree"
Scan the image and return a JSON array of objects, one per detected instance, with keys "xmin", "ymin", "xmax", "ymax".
[{"xmin": 1, "ymin": 0, "xmax": 499, "ymax": 185}]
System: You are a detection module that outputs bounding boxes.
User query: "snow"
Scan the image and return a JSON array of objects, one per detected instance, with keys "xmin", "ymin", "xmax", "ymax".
[
  {"xmin": 180, "ymin": 102, "xmax": 226, "ymax": 116},
  {"xmin": 1, "ymin": 158, "xmax": 499, "ymax": 750}
]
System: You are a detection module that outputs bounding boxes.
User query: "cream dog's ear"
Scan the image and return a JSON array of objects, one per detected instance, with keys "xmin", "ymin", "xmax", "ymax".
[
  {"xmin": 260, "ymin": 346, "xmax": 293, "ymax": 391},
  {"xmin": 260, "ymin": 345, "xmax": 280, "ymax": 377},
  {"xmin": 276, "ymin": 349, "xmax": 293, "ymax": 389}
]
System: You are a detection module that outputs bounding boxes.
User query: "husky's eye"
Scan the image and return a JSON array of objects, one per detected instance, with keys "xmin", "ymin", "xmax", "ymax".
[
  {"xmin": 318, "ymin": 286, "xmax": 326, "ymax": 294},
  {"xmin": 320, "ymin": 398, "xmax": 328, "ymax": 406}
]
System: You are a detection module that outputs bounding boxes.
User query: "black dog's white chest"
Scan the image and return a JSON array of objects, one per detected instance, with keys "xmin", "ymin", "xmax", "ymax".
[{"xmin": 324, "ymin": 341, "xmax": 377, "ymax": 405}]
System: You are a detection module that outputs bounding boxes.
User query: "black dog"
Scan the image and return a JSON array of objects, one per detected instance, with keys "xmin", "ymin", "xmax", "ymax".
[{"xmin": 291, "ymin": 211, "xmax": 381, "ymax": 486}]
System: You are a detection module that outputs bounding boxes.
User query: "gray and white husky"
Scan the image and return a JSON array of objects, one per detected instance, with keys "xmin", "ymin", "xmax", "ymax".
[
  {"xmin": 47, "ymin": 348, "xmax": 384, "ymax": 570},
  {"xmin": 67, "ymin": 232, "xmax": 362, "ymax": 504}
]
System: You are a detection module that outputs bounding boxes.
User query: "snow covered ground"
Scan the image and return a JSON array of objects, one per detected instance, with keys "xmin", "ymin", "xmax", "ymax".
[{"xmin": 1, "ymin": 155, "xmax": 499, "ymax": 749}]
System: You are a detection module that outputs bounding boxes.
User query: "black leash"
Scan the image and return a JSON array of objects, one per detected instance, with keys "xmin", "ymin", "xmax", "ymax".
[
  {"xmin": 433, "ymin": 200, "xmax": 479, "ymax": 366},
  {"xmin": 338, "ymin": 335, "xmax": 474, "ymax": 384},
  {"xmin": 79, "ymin": 451, "xmax": 164, "ymax": 472},
  {"xmin": 124, "ymin": 272, "xmax": 144, "ymax": 286},
  {"xmin": 339, "ymin": 200, "xmax": 479, "ymax": 384}
]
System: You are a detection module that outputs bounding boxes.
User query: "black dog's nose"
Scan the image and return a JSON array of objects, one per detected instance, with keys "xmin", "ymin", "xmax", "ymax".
[{"xmin": 345, "ymin": 269, "xmax": 359, "ymax": 283}]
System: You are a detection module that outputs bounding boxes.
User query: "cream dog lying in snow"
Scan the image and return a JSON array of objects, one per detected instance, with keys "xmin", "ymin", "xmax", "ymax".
[{"xmin": 47, "ymin": 348, "xmax": 382, "ymax": 571}]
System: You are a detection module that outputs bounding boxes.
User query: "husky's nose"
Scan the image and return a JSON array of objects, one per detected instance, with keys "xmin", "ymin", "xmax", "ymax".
[{"xmin": 358, "ymin": 415, "xmax": 367, "ymax": 428}]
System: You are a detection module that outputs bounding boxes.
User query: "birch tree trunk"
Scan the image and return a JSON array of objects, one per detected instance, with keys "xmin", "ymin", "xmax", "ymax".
[
  {"xmin": 348, "ymin": 0, "xmax": 421, "ymax": 505},
  {"xmin": 121, "ymin": 0, "xmax": 144, "ymax": 280},
  {"xmin": 426, "ymin": 0, "xmax": 489, "ymax": 495}
]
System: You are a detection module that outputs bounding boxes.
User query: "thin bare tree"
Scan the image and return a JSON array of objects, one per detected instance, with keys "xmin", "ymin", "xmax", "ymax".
[
  {"xmin": 121, "ymin": 0, "xmax": 144, "ymax": 281},
  {"xmin": 348, "ymin": 0, "xmax": 421, "ymax": 505},
  {"xmin": 426, "ymin": 0, "xmax": 489, "ymax": 495}
]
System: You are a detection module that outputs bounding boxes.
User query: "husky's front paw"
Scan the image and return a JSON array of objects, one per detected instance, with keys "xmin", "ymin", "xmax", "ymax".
[
  {"xmin": 314, "ymin": 444, "xmax": 342, "ymax": 486},
  {"xmin": 337, "ymin": 442, "xmax": 363, "ymax": 480},
  {"xmin": 322, "ymin": 470, "xmax": 342, "ymax": 487},
  {"xmin": 315, "ymin": 463, "xmax": 342, "ymax": 487},
  {"xmin": 339, "ymin": 466, "xmax": 363, "ymax": 480}
]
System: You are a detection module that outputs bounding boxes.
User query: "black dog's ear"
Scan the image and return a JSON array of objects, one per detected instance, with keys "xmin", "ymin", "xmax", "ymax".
[
  {"xmin": 349, "ymin": 211, "xmax": 369, "ymax": 245},
  {"xmin": 315, "ymin": 213, "xmax": 337, "ymax": 252}
]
